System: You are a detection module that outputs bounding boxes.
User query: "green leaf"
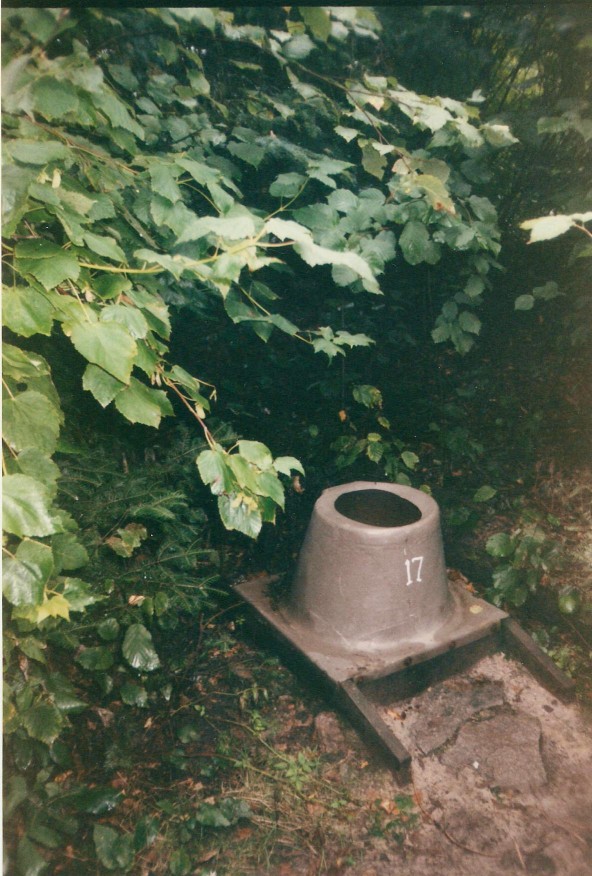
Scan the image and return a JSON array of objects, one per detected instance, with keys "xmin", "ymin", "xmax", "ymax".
[
  {"xmin": 51, "ymin": 532, "xmax": 89, "ymax": 572},
  {"xmin": 68, "ymin": 321, "xmax": 136, "ymax": 384},
  {"xmin": 2, "ymin": 285, "xmax": 54, "ymax": 337},
  {"xmin": 2, "ymin": 474, "xmax": 59, "ymax": 538},
  {"xmin": 514, "ymin": 294, "xmax": 534, "ymax": 311},
  {"xmin": 148, "ymin": 162, "xmax": 182, "ymax": 203},
  {"xmin": 3, "ymin": 390, "xmax": 60, "ymax": 455},
  {"xmin": 300, "ymin": 7, "xmax": 331, "ymax": 40},
  {"xmin": 197, "ymin": 449, "xmax": 233, "ymax": 495},
  {"xmin": 15, "ymin": 239, "xmax": 80, "ymax": 291},
  {"xmin": 106, "ymin": 523, "xmax": 147, "ymax": 557},
  {"xmin": 282, "ymin": 33, "xmax": 315, "ymax": 60},
  {"xmin": 31, "ymin": 76, "xmax": 79, "ymax": 119},
  {"xmin": 4, "ymin": 139, "xmax": 70, "ymax": 164},
  {"xmin": 458, "ymin": 311, "xmax": 482, "ymax": 335},
  {"xmin": 82, "ymin": 364, "xmax": 126, "ymax": 408},
  {"xmin": 464, "ymin": 276, "xmax": 485, "ymax": 299},
  {"xmin": 273, "ymin": 456, "xmax": 305, "ymax": 476},
  {"xmin": 473, "ymin": 484, "xmax": 497, "ymax": 502},
  {"xmin": 237, "ymin": 440, "xmax": 273, "ymax": 469},
  {"xmin": 16, "ymin": 836, "xmax": 48, "ymax": 876},
  {"xmin": 98, "ymin": 618, "xmax": 120, "ymax": 641},
  {"xmin": 93, "ymin": 824, "xmax": 135, "ymax": 872},
  {"xmin": 486, "ymin": 532, "xmax": 514, "ymax": 558},
  {"xmin": 22, "ymin": 702, "xmax": 64, "ymax": 745},
  {"xmin": 114, "ymin": 378, "xmax": 173, "ymax": 427},
  {"xmin": 101, "ymin": 305, "xmax": 149, "ymax": 340},
  {"xmin": 13, "ymin": 449, "xmax": 60, "ymax": 499},
  {"xmin": 361, "ymin": 143, "xmax": 387, "ymax": 180},
  {"xmin": 256, "ymin": 470, "xmax": 285, "ymax": 508},
  {"xmin": 76, "ymin": 646, "xmax": 114, "ymax": 671},
  {"xmin": 399, "ymin": 220, "xmax": 431, "ymax": 266},
  {"xmin": 177, "ymin": 212, "xmax": 257, "ymax": 244},
  {"xmin": 218, "ymin": 494, "xmax": 262, "ymax": 539},
  {"xmin": 62, "ymin": 577, "xmax": 102, "ymax": 612},
  {"xmin": 353, "ymin": 384, "xmax": 383, "ymax": 409},
  {"xmin": 533, "ymin": 281, "xmax": 560, "ymax": 301},
  {"xmin": 520, "ymin": 214, "xmax": 588, "ymax": 243},
  {"xmin": 558, "ymin": 587, "xmax": 580, "ymax": 616},
  {"xmin": 3, "ymin": 545, "xmax": 48, "ymax": 606},
  {"xmin": 82, "ymin": 232, "xmax": 125, "ymax": 262},
  {"xmin": 269, "ymin": 172, "xmax": 307, "ymax": 198},
  {"xmin": 121, "ymin": 682, "xmax": 148, "ymax": 707},
  {"xmin": 401, "ymin": 450, "xmax": 420, "ymax": 470},
  {"xmin": 5, "ymin": 776, "xmax": 28, "ymax": 817},
  {"xmin": 122, "ymin": 624, "xmax": 160, "ymax": 671}
]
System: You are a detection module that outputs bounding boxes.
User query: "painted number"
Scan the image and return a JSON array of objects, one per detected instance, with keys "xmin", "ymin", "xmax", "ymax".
[{"xmin": 404, "ymin": 556, "xmax": 424, "ymax": 586}]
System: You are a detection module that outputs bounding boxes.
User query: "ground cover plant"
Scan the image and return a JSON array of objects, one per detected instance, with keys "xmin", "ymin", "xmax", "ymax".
[{"xmin": 2, "ymin": 5, "xmax": 591, "ymax": 874}]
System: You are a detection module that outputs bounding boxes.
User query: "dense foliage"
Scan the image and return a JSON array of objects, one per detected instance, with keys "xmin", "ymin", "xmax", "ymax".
[{"xmin": 2, "ymin": 6, "xmax": 590, "ymax": 874}]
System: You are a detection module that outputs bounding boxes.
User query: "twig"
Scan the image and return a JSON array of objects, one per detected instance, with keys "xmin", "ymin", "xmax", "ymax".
[{"xmin": 411, "ymin": 769, "xmax": 498, "ymax": 859}]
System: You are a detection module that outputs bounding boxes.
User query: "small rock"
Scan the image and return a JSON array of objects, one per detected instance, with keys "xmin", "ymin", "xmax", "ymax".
[
  {"xmin": 442, "ymin": 710, "xmax": 547, "ymax": 791},
  {"xmin": 313, "ymin": 711, "xmax": 346, "ymax": 754}
]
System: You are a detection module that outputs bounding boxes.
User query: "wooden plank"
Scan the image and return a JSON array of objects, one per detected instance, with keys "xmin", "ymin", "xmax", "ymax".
[
  {"xmin": 501, "ymin": 618, "xmax": 576, "ymax": 700},
  {"xmin": 337, "ymin": 679, "xmax": 411, "ymax": 776}
]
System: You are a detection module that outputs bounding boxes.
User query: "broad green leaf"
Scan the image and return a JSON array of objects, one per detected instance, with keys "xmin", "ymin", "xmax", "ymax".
[
  {"xmin": 486, "ymin": 532, "xmax": 514, "ymax": 558},
  {"xmin": 558, "ymin": 587, "xmax": 580, "ymax": 616},
  {"xmin": 3, "ymin": 390, "xmax": 60, "ymax": 455},
  {"xmin": 473, "ymin": 485, "xmax": 497, "ymax": 502},
  {"xmin": 2, "ymin": 285, "xmax": 54, "ymax": 337},
  {"xmin": 92, "ymin": 275, "xmax": 132, "ymax": 300},
  {"xmin": 464, "ymin": 276, "xmax": 485, "ymax": 299},
  {"xmin": 5, "ymin": 138, "xmax": 70, "ymax": 165},
  {"xmin": 148, "ymin": 162, "xmax": 182, "ymax": 203},
  {"xmin": 399, "ymin": 220, "xmax": 431, "ymax": 266},
  {"xmin": 122, "ymin": 623, "xmax": 160, "ymax": 671},
  {"xmin": 101, "ymin": 304, "xmax": 149, "ymax": 339},
  {"xmin": 458, "ymin": 311, "xmax": 482, "ymax": 335},
  {"xmin": 533, "ymin": 281, "xmax": 560, "ymax": 300},
  {"xmin": 255, "ymin": 470, "xmax": 285, "ymax": 508},
  {"xmin": 2, "ymin": 473, "xmax": 59, "ymax": 537},
  {"xmin": 482, "ymin": 124, "xmax": 518, "ymax": 148},
  {"xmin": 82, "ymin": 364, "xmax": 126, "ymax": 407},
  {"xmin": 68, "ymin": 321, "xmax": 136, "ymax": 384},
  {"xmin": 93, "ymin": 824, "xmax": 135, "ymax": 872},
  {"xmin": 2, "ymin": 344, "xmax": 50, "ymax": 382},
  {"xmin": 98, "ymin": 618, "xmax": 120, "ymax": 641},
  {"xmin": 227, "ymin": 454, "xmax": 259, "ymax": 493},
  {"xmin": 16, "ymin": 836, "xmax": 48, "ymax": 876},
  {"xmin": 91, "ymin": 89, "xmax": 143, "ymax": 139},
  {"xmin": 120, "ymin": 682, "xmax": 148, "ymax": 708},
  {"xmin": 51, "ymin": 532, "xmax": 89, "ymax": 572},
  {"xmin": 401, "ymin": 450, "xmax": 420, "ymax": 470},
  {"xmin": 300, "ymin": 7, "xmax": 331, "ymax": 40},
  {"xmin": 361, "ymin": 143, "xmax": 386, "ymax": 180},
  {"xmin": 237, "ymin": 440, "xmax": 273, "ymax": 469},
  {"xmin": 76, "ymin": 646, "xmax": 114, "ymax": 671},
  {"xmin": 22, "ymin": 701, "xmax": 64, "ymax": 744},
  {"xmin": 177, "ymin": 212, "xmax": 257, "ymax": 244},
  {"xmin": 273, "ymin": 456, "xmax": 305, "ymax": 476},
  {"xmin": 218, "ymin": 494, "xmax": 262, "ymax": 539},
  {"xmin": 197, "ymin": 449, "xmax": 233, "ymax": 495},
  {"xmin": 62, "ymin": 577, "xmax": 102, "ymax": 611},
  {"xmin": 3, "ymin": 554, "xmax": 45, "ymax": 607},
  {"xmin": 228, "ymin": 141, "xmax": 266, "ymax": 168},
  {"xmin": 5, "ymin": 776, "xmax": 28, "ymax": 817},
  {"xmin": 282, "ymin": 33, "xmax": 315, "ymax": 60},
  {"xmin": 114, "ymin": 378, "xmax": 173, "ymax": 427},
  {"xmin": 514, "ymin": 294, "xmax": 534, "ymax": 311},
  {"xmin": 45, "ymin": 673, "xmax": 86, "ymax": 714},
  {"xmin": 82, "ymin": 232, "xmax": 125, "ymax": 262},
  {"xmin": 15, "ymin": 239, "xmax": 80, "ymax": 290},
  {"xmin": 269, "ymin": 172, "xmax": 307, "ymax": 198},
  {"xmin": 520, "ymin": 213, "xmax": 592, "ymax": 243},
  {"xmin": 31, "ymin": 76, "xmax": 79, "ymax": 119},
  {"xmin": 353, "ymin": 384, "xmax": 383, "ymax": 409}
]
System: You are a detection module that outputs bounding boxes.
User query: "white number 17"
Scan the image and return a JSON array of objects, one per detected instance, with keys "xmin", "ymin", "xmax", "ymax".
[{"xmin": 404, "ymin": 556, "xmax": 424, "ymax": 586}]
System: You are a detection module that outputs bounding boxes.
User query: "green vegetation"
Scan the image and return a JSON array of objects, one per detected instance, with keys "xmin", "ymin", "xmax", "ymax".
[{"xmin": 2, "ymin": 6, "xmax": 591, "ymax": 873}]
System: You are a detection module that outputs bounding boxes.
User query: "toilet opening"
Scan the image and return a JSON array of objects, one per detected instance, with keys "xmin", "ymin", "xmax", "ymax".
[{"xmin": 334, "ymin": 488, "xmax": 422, "ymax": 528}]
